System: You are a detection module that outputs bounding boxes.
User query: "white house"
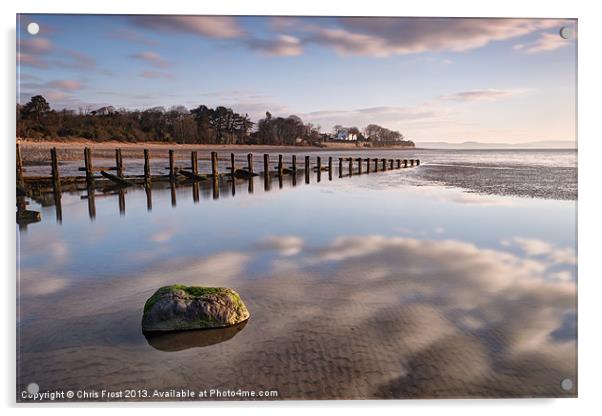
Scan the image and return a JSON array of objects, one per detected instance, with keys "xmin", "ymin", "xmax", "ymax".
[{"xmin": 335, "ymin": 129, "xmax": 357, "ymax": 141}]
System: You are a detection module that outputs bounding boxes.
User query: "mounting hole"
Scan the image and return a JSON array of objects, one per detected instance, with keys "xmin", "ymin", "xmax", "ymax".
[
  {"xmin": 560, "ymin": 378, "xmax": 573, "ymax": 391},
  {"xmin": 559, "ymin": 26, "xmax": 572, "ymax": 40},
  {"xmin": 27, "ymin": 22, "xmax": 40, "ymax": 35},
  {"xmin": 27, "ymin": 382, "xmax": 39, "ymax": 395}
]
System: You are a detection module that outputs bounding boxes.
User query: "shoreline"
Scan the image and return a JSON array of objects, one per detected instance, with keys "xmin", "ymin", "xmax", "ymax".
[{"xmin": 16, "ymin": 139, "xmax": 415, "ymax": 154}]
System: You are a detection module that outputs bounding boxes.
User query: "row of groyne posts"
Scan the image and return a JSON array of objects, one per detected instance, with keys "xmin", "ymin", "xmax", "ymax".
[{"xmin": 16, "ymin": 143, "xmax": 419, "ymax": 224}]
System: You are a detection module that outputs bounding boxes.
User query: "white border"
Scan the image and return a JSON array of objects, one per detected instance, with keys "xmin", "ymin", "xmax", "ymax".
[{"xmin": 2, "ymin": 1, "xmax": 601, "ymax": 415}]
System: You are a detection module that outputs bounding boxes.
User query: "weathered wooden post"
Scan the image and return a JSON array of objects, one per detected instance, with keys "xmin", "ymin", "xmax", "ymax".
[
  {"xmin": 278, "ymin": 154, "xmax": 284, "ymax": 177},
  {"xmin": 170, "ymin": 181, "xmax": 176, "ymax": 207},
  {"xmin": 357, "ymin": 157, "xmax": 362, "ymax": 174},
  {"xmin": 263, "ymin": 154, "xmax": 270, "ymax": 191},
  {"xmin": 191, "ymin": 151, "xmax": 198, "ymax": 176},
  {"xmin": 389, "ymin": 159, "xmax": 394, "ymax": 169},
  {"xmin": 305, "ymin": 155, "xmax": 310, "ymax": 183},
  {"xmin": 16, "ymin": 143, "xmax": 24, "ymax": 187},
  {"xmin": 230, "ymin": 153, "xmax": 235, "ymax": 175},
  {"xmin": 115, "ymin": 148, "xmax": 124, "ymax": 177},
  {"xmin": 328, "ymin": 156, "xmax": 333, "ymax": 180},
  {"xmin": 247, "ymin": 153, "xmax": 254, "ymax": 175},
  {"xmin": 410, "ymin": 159, "xmax": 415, "ymax": 167},
  {"xmin": 339, "ymin": 157, "xmax": 343, "ymax": 177},
  {"xmin": 192, "ymin": 182, "xmax": 200, "ymax": 203},
  {"xmin": 145, "ymin": 185, "xmax": 152, "ymax": 211},
  {"xmin": 292, "ymin": 155, "xmax": 297, "ymax": 171},
  {"xmin": 84, "ymin": 147, "xmax": 94, "ymax": 185},
  {"xmin": 348, "ymin": 157, "xmax": 353, "ymax": 176},
  {"xmin": 212, "ymin": 176, "xmax": 219, "ymax": 200},
  {"xmin": 396, "ymin": 159, "xmax": 401, "ymax": 169},
  {"xmin": 50, "ymin": 147, "xmax": 61, "ymax": 193},
  {"xmin": 366, "ymin": 158, "xmax": 371, "ymax": 173},
  {"xmin": 404, "ymin": 159, "xmax": 408, "ymax": 168},
  {"xmin": 373, "ymin": 158, "xmax": 379, "ymax": 172},
  {"xmin": 416, "ymin": 160, "xmax": 420, "ymax": 166},
  {"xmin": 144, "ymin": 149, "xmax": 151, "ymax": 185},
  {"xmin": 168, "ymin": 149, "xmax": 175, "ymax": 180},
  {"xmin": 316, "ymin": 156, "xmax": 322, "ymax": 182},
  {"xmin": 118, "ymin": 188, "xmax": 126, "ymax": 215},
  {"xmin": 381, "ymin": 158, "xmax": 387, "ymax": 171},
  {"xmin": 211, "ymin": 152, "xmax": 219, "ymax": 177}
]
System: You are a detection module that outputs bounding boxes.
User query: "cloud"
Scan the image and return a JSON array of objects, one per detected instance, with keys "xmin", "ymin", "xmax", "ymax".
[
  {"xmin": 440, "ymin": 89, "xmax": 524, "ymax": 102},
  {"xmin": 514, "ymin": 32, "xmax": 571, "ymax": 54},
  {"xmin": 19, "ymin": 37, "xmax": 54, "ymax": 54},
  {"xmin": 504, "ymin": 237, "xmax": 576, "ymax": 266},
  {"xmin": 256, "ymin": 236, "xmax": 304, "ymax": 256},
  {"xmin": 247, "ymin": 35, "xmax": 303, "ymax": 57},
  {"xmin": 127, "ymin": 15, "xmax": 245, "ymax": 38},
  {"xmin": 302, "ymin": 18, "xmax": 567, "ymax": 57},
  {"xmin": 46, "ymin": 80, "xmax": 82, "ymax": 91},
  {"xmin": 139, "ymin": 70, "xmax": 175, "ymax": 80},
  {"xmin": 109, "ymin": 28, "xmax": 159, "ymax": 46},
  {"xmin": 130, "ymin": 51, "xmax": 170, "ymax": 68}
]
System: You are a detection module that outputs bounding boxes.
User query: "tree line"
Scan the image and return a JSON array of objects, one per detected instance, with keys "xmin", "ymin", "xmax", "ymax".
[{"xmin": 17, "ymin": 95, "xmax": 414, "ymax": 147}]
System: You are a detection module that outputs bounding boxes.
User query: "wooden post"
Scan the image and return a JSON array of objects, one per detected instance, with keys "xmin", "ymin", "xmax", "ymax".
[
  {"xmin": 170, "ymin": 181, "xmax": 176, "ymax": 207},
  {"xmin": 50, "ymin": 147, "xmax": 61, "ymax": 193},
  {"xmin": 381, "ymin": 158, "xmax": 387, "ymax": 171},
  {"xmin": 404, "ymin": 159, "xmax": 408, "ymax": 168},
  {"xmin": 292, "ymin": 155, "xmax": 297, "ymax": 171},
  {"xmin": 316, "ymin": 156, "xmax": 322, "ymax": 182},
  {"xmin": 16, "ymin": 143, "xmax": 24, "ymax": 187},
  {"xmin": 338, "ymin": 157, "xmax": 343, "ymax": 177},
  {"xmin": 211, "ymin": 152, "xmax": 219, "ymax": 177},
  {"xmin": 263, "ymin": 154, "xmax": 270, "ymax": 191},
  {"xmin": 191, "ymin": 151, "xmax": 198, "ymax": 176},
  {"xmin": 328, "ymin": 156, "xmax": 333, "ymax": 180},
  {"xmin": 357, "ymin": 158, "xmax": 362, "ymax": 174},
  {"xmin": 305, "ymin": 155, "xmax": 310, "ymax": 183},
  {"xmin": 263, "ymin": 154, "xmax": 269, "ymax": 176},
  {"xmin": 348, "ymin": 157, "xmax": 353, "ymax": 176},
  {"xmin": 115, "ymin": 148, "xmax": 123, "ymax": 177},
  {"xmin": 247, "ymin": 153, "xmax": 253, "ymax": 175},
  {"xmin": 416, "ymin": 160, "xmax": 420, "ymax": 166},
  {"xmin": 144, "ymin": 149, "xmax": 151, "ymax": 185},
  {"xmin": 168, "ymin": 149, "xmax": 175, "ymax": 180},
  {"xmin": 396, "ymin": 159, "xmax": 401, "ymax": 169},
  {"xmin": 373, "ymin": 158, "xmax": 379, "ymax": 172},
  {"xmin": 230, "ymin": 153, "xmax": 235, "ymax": 175},
  {"xmin": 366, "ymin": 158, "xmax": 371, "ymax": 173},
  {"xmin": 119, "ymin": 188, "xmax": 126, "ymax": 214},
  {"xmin": 389, "ymin": 159, "xmax": 394, "ymax": 169},
  {"xmin": 410, "ymin": 159, "xmax": 415, "ymax": 167},
  {"xmin": 84, "ymin": 147, "xmax": 93, "ymax": 185},
  {"xmin": 278, "ymin": 154, "xmax": 284, "ymax": 176},
  {"xmin": 145, "ymin": 185, "xmax": 152, "ymax": 211}
]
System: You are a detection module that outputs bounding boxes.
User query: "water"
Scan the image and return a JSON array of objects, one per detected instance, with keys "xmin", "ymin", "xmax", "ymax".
[{"xmin": 17, "ymin": 149, "xmax": 577, "ymax": 400}]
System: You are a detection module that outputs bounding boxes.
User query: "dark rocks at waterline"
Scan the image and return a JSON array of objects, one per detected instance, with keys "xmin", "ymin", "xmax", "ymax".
[
  {"xmin": 233, "ymin": 169, "xmax": 258, "ymax": 179},
  {"xmin": 144, "ymin": 320, "xmax": 248, "ymax": 351},
  {"xmin": 141, "ymin": 285, "xmax": 250, "ymax": 332},
  {"xmin": 17, "ymin": 209, "xmax": 41, "ymax": 225}
]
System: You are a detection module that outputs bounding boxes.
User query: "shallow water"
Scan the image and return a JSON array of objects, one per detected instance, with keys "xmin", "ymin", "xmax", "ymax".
[{"xmin": 17, "ymin": 151, "xmax": 577, "ymax": 401}]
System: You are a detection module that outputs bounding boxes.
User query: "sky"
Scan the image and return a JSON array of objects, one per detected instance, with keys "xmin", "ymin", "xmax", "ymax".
[{"xmin": 16, "ymin": 14, "xmax": 577, "ymax": 144}]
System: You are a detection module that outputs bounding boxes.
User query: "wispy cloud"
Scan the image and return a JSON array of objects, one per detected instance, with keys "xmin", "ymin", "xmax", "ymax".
[
  {"xmin": 130, "ymin": 51, "xmax": 170, "ymax": 68},
  {"xmin": 46, "ymin": 79, "xmax": 82, "ymax": 91},
  {"xmin": 109, "ymin": 28, "xmax": 159, "ymax": 46},
  {"xmin": 127, "ymin": 15, "xmax": 245, "ymax": 39},
  {"xmin": 302, "ymin": 18, "xmax": 567, "ymax": 57},
  {"xmin": 247, "ymin": 35, "xmax": 303, "ymax": 57},
  {"xmin": 139, "ymin": 70, "xmax": 175, "ymax": 79},
  {"xmin": 514, "ymin": 32, "xmax": 571, "ymax": 54},
  {"xmin": 440, "ymin": 89, "xmax": 524, "ymax": 102}
]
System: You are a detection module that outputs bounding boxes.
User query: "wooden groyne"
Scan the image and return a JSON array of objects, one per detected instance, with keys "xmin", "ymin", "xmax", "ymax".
[{"xmin": 16, "ymin": 143, "xmax": 420, "ymax": 225}]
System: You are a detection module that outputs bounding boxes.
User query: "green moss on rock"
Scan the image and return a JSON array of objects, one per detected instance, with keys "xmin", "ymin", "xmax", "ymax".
[{"xmin": 141, "ymin": 284, "xmax": 250, "ymax": 332}]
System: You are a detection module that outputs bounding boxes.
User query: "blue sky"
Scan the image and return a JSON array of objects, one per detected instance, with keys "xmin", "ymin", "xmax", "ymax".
[{"xmin": 17, "ymin": 14, "xmax": 576, "ymax": 143}]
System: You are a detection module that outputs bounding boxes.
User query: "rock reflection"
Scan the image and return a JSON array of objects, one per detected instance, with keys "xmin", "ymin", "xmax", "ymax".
[{"xmin": 143, "ymin": 320, "xmax": 248, "ymax": 352}]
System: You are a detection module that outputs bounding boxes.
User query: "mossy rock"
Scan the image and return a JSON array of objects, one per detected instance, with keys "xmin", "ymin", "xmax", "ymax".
[{"xmin": 141, "ymin": 285, "xmax": 250, "ymax": 332}]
